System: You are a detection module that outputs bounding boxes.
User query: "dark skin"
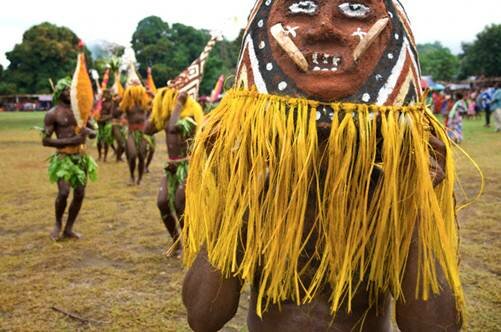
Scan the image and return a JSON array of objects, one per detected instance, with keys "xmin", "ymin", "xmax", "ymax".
[
  {"xmin": 144, "ymin": 106, "xmax": 156, "ymax": 174},
  {"xmin": 111, "ymin": 95, "xmax": 125, "ymax": 162},
  {"xmin": 182, "ymin": 125, "xmax": 461, "ymax": 331},
  {"xmin": 125, "ymin": 105, "xmax": 147, "ymax": 185},
  {"xmin": 145, "ymin": 92, "xmax": 192, "ymax": 257},
  {"xmin": 97, "ymin": 91, "xmax": 114, "ymax": 162},
  {"xmin": 42, "ymin": 88, "xmax": 96, "ymax": 241}
]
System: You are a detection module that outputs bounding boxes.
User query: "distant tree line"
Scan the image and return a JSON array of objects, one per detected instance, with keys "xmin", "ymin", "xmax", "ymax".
[
  {"xmin": 418, "ymin": 24, "xmax": 501, "ymax": 82},
  {"xmin": 0, "ymin": 17, "xmax": 242, "ymax": 96},
  {"xmin": 0, "ymin": 20, "xmax": 499, "ymax": 96}
]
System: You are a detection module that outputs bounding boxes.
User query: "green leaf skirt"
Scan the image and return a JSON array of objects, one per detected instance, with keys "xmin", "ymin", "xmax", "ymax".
[
  {"xmin": 97, "ymin": 123, "xmax": 114, "ymax": 145},
  {"xmin": 48, "ymin": 153, "xmax": 98, "ymax": 188}
]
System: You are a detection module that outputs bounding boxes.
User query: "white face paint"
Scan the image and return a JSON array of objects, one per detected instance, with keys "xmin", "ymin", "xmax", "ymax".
[
  {"xmin": 352, "ymin": 27, "xmax": 368, "ymax": 41},
  {"xmin": 289, "ymin": 1, "xmax": 318, "ymax": 15},
  {"xmin": 338, "ymin": 3, "xmax": 371, "ymax": 18},
  {"xmin": 285, "ymin": 26, "xmax": 299, "ymax": 38}
]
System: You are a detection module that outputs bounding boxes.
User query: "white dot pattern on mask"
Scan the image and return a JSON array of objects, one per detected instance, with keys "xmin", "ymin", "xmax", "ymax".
[
  {"xmin": 388, "ymin": 53, "xmax": 394, "ymax": 59},
  {"xmin": 278, "ymin": 81, "xmax": 287, "ymax": 91},
  {"xmin": 259, "ymin": 41, "xmax": 266, "ymax": 49},
  {"xmin": 258, "ymin": 20, "xmax": 264, "ymax": 28},
  {"xmin": 395, "ymin": 33, "xmax": 400, "ymax": 40},
  {"xmin": 266, "ymin": 63, "xmax": 273, "ymax": 71},
  {"xmin": 362, "ymin": 93, "xmax": 371, "ymax": 102},
  {"xmin": 265, "ymin": 0, "xmax": 272, "ymax": 5},
  {"xmin": 316, "ymin": 111, "xmax": 322, "ymax": 120}
]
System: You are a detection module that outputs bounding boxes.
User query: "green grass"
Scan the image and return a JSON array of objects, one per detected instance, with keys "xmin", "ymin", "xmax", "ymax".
[
  {"xmin": 0, "ymin": 113, "xmax": 499, "ymax": 331},
  {"xmin": 0, "ymin": 111, "xmax": 45, "ymax": 131}
]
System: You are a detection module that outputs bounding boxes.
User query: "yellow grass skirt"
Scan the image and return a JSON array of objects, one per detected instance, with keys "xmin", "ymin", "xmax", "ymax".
[{"xmin": 182, "ymin": 89, "xmax": 463, "ymax": 317}]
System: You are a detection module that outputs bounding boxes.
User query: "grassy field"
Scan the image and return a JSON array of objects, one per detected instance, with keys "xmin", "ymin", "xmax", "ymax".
[{"xmin": 0, "ymin": 112, "xmax": 499, "ymax": 331}]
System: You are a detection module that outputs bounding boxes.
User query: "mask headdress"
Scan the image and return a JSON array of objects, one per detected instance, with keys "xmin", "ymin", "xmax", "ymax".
[
  {"xmin": 236, "ymin": 0, "xmax": 421, "ymax": 106},
  {"xmin": 183, "ymin": 0, "xmax": 464, "ymax": 320}
]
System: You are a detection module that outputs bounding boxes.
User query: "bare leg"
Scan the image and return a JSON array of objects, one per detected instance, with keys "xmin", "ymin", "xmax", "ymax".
[
  {"xmin": 126, "ymin": 133, "xmax": 137, "ymax": 185},
  {"xmin": 52, "ymin": 180, "xmax": 70, "ymax": 240},
  {"xmin": 62, "ymin": 185, "xmax": 86, "ymax": 239},
  {"xmin": 136, "ymin": 139, "xmax": 146, "ymax": 185},
  {"xmin": 157, "ymin": 176, "xmax": 182, "ymax": 255},
  {"xmin": 183, "ymin": 249, "xmax": 243, "ymax": 332},
  {"xmin": 112, "ymin": 126, "xmax": 125, "ymax": 162},
  {"xmin": 103, "ymin": 143, "xmax": 109, "ymax": 162},
  {"xmin": 145, "ymin": 144, "xmax": 155, "ymax": 173},
  {"xmin": 175, "ymin": 180, "xmax": 186, "ymax": 229},
  {"xmin": 396, "ymin": 227, "xmax": 462, "ymax": 331},
  {"xmin": 97, "ymin": 140, "xmax": 103, "ymax": 161}
]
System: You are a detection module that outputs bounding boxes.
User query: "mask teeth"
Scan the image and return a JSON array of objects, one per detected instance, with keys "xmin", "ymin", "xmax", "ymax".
[{"xmin": 309, "ymin": 52, "xmax": 342, "ymax": 72}]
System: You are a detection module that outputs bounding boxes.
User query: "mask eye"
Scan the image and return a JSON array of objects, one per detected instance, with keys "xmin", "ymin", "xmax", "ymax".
[
  {"xmin": 289, "ymin": 1, "xmax": 318, "ymax": 15},
  {"xmin": 338, "ymin": 3, "xmax": 371, "ymax": 18}
]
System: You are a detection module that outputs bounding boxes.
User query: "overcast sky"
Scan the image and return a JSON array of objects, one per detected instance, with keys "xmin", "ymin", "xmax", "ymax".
[{"xmin": 0, "ymin": 0, "xmax": 500, "ymax": 67}]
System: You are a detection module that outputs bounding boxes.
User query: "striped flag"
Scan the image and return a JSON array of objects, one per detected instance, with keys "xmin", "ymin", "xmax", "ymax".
[{"xmin": 168, "ymin": 35, "xmax": 220, "ymax": 99}]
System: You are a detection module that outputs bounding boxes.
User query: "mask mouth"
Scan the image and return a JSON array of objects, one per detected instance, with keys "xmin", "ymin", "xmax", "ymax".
[{"xmin": 305, "ymin": 52, "xmax": 343, "ymax": 73}]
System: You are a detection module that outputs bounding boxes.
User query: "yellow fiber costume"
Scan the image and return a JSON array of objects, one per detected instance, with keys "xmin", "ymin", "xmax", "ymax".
[{"xmin": 182, "ymin": 0, "xmax": 464, "ymax": 320}]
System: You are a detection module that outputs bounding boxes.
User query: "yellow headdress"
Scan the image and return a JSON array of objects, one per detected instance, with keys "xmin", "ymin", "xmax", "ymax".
[
  {"xmin": 119, "ymin": 85, "xmax": 150, "ymax": 113},
  {"xmin": 150, "ymin": 87, "xmax": 204, "ymax": 131}
]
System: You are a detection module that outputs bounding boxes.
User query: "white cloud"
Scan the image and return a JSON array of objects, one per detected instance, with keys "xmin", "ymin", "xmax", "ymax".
[{"xmin": 0, "ymin": 0, "xmax": 499, "ymax": 67}]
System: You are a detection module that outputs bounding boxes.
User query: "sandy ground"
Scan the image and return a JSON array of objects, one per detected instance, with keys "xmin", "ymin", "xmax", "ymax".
[{"xmin": 0, "ymin": 113, "xmax": 499, "ymax": 331}]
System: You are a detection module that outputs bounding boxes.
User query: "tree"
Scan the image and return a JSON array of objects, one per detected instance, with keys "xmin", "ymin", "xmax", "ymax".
[
  {"xmin": 458, "ymin": 24, "xmax": 501, "ymax": 79},
  {"xmin": 417, "ymin": 42, "xmax": 459, "ymax": 81},
  {"xmin": 3, "ymin": 22, "xmax": 91, "ymax": 94},
  {"xmin": 131, "ymin": 16, "xmax": 242, "ymax": 95}
]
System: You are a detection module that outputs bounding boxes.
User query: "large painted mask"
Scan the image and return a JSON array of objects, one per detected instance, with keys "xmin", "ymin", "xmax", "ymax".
[{"xmin": 236, "ymin": 0, "xmax": 422, "ymax": 106}]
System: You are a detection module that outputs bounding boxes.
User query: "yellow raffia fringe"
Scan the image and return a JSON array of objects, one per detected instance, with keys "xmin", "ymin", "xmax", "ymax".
[
  {"xmin": 182, "ymin": 89, "xmax": 464, "ymax": 318},
  {"xmin": 150, "ymin": 87, "xmax": 204, "ymax": 131},
  {"xmin": 119, "ymin": 85, "xmax": 151, "ymax": 113}
]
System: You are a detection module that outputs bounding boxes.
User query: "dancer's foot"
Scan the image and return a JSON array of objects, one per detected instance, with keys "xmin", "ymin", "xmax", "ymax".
[
  {"xmin": 50, "ymin": 224, "xmax": 62, "ymax": 241},
  {"xmin": 62, "ymin": 231, "xmax": 82, "ymax": 240}
]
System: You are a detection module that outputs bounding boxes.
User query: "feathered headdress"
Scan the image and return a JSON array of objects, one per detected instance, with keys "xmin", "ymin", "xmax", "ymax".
[
  {"xmin": 70, "ymin": 41, "xmax": 94, "ymax": 130},
  {"xmin": 146, "ymin": 66, "xmax": 157, "ymax": 94},
  {"xmin": 182, "ymin": 0, "xmax": 465, "ymax": 320}
]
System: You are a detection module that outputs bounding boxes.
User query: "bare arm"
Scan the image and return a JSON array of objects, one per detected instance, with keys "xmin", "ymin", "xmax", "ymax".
[
  {"xmin": 396, "ymin": 227, "xmax": 462, "ymax": 331},
  {"xmin": 42, "ymin": 110, "xmax": 86, "ymax": 148},
  {"xmin": 182, "ymin": 249, "xmax": 243, "ymax": 332},
  {"xmin": 168, "ymin": 92, "xmax": 188, "ymax": 134},
  {"xmin": 85, "ymin": 121, "xmax": 97, "ymax": 139},
  {"xmin": 144, "ymin": 120, "xmax": 160, "ymax": 136}
]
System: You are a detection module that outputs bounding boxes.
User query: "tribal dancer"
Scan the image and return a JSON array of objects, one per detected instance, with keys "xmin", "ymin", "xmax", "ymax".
[
  {"xmin": 96, "ymin": 89, "xmax": 114, "ymax": 161},
  {"xmin": 144, "ymin": 68, "xmax": 157, "ymax": 173},
  {"xmin": 145, "ymin": 36, "xmax": 216, "ymax": 255},
  {"xmin": 182, "ymin": 1, "xmax": 464, "ymax": 331},
  {"xmin": 145, "ymin": 89, "xmax": 203, "ymax": 257},
  {"xmin": 43, "ymin": 77, "xmax": 96, "ymax": 240},
  {"xmin": 111, "ymin": 92, "xmax": 125, "ymax": 162},
  {"xmin": 120, "ymin": 84, "xmax": 151, "ymax": 185}
]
